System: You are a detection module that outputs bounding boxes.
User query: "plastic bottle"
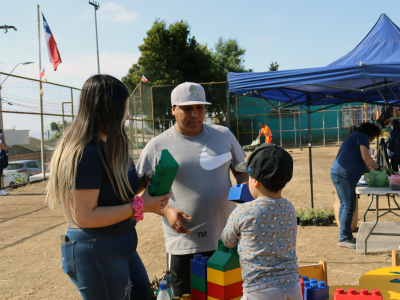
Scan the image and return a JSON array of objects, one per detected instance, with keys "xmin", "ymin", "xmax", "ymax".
[
  {"xmin": 156, "ymin": 281, "xmax": 172, "ymax": 299},
  {"xmin": 157, "ymin": 282, "xmax": 171, "ymax": 300}
]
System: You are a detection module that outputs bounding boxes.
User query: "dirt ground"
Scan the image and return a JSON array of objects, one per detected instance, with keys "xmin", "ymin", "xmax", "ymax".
[{"xmin": 0, "ymin": 145, "xmax": 397, "ymax": 299}]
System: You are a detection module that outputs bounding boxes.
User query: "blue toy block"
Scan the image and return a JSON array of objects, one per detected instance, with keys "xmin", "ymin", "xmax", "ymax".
[
  {"xmin": 304, "ymin": 281, "xmax": 311, "ymax": 300},
  {"xmin": 304, "ymin": 279, "xmax": 318, "ymax": 300},
  {"xmin": 191, "ymin": 254, "xmax": 209, "ymax": 279},
  {"xmin": 305, "ymin": 280, "xmax": 329, "ymax": 300},
  {"xmin": 228, "ymin": 184, "xmax": 254, "ymax": 204}
]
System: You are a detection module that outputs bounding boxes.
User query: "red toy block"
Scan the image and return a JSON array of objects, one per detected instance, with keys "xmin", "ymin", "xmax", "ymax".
[
  {"xmin": 334, "ymin": 288, "xmax": 382, "ymax": 300},
  {"xmin": 207, "ymin": 281, "xmax": 243, "ymax": 300},
  {"xmin": 300, "ymin": 277, "xmax": 304, "ymax": 299},
  {"xmin": 191, "ymin": 288, "xmax": 207, "ymax": 300}
]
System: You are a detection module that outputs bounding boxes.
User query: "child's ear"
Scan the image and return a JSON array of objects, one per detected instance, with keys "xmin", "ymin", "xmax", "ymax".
[{"xmin": 253, "ymin": 180, "xmax": 260, "ymax": 187}]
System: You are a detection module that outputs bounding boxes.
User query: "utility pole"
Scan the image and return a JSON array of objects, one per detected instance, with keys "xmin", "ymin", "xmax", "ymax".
[
  {"xmin": 89, "ymin": 1, "xmax": 100, "ymax": 74},
  {"xmin": 38, "ymin": 5, "xmax": 45, "ymax": 179}
]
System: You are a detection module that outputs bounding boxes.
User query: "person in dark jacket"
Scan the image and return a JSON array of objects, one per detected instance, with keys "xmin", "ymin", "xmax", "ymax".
[{"xmin": 386, "ymin": 119, "xmax": 400, "ymax": 172}]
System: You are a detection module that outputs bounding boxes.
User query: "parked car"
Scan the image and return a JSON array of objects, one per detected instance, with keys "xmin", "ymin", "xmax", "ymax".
[{"xmin": 3, "ymin": 160, "xmax": 43, "ymax": 186}]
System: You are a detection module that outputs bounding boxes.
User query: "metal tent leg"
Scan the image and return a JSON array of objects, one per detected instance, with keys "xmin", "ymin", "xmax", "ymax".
[{"xmin": 307, "ymin": 107, "xmax": 314, "ymax": 208}]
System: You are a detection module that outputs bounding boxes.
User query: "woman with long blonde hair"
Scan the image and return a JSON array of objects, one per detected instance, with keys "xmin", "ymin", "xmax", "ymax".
[{"xmin": 46, "ymin": 75, "xmax": 170, "ymax": 299}]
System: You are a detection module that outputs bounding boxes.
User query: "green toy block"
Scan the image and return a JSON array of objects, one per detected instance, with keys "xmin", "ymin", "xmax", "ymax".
[
  {"xmin": 207, "ymin": 240, "xmax": 240, "ymax": 272},
  {"xmin": 191, "ymin": 274, "xmax": 207, "ymax": 293},
  {"xmin": 148, "ymin": 149, "xmax": 179, "ymax": 196}
]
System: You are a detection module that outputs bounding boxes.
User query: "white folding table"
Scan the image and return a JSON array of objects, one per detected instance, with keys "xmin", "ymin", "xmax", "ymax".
[{"xmin": 355, "ymin": 185, "xmax": 400, "ymax": 254}]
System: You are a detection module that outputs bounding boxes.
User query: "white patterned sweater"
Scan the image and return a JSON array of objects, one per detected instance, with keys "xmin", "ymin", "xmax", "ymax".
[{"xmin": 221, "ymin": 197, "xmax": 300, "ymax": 293}]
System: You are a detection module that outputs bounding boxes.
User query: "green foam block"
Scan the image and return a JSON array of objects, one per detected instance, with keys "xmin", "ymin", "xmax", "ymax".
[
  {"xmin": 207, "ymin": 240, "xmax": 240, "ymax": 272},
  {"xmin": 148, "ymin": 149, "xmax": 179, "ymax": 196}
]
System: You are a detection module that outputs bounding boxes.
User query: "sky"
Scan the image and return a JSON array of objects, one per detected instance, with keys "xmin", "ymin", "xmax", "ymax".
[{"xmin": 1, "ymin": 0, "xmax": 400, "ymax": 138}]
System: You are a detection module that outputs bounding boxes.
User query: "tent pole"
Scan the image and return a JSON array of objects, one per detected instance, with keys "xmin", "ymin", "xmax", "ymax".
[
  {"xmin": 227, "ymin": 91, "xmax": 231, "ymax": 130},
  {"xmin": 307, "ymin": 103, "xmax": 314, "ymax": 208}
]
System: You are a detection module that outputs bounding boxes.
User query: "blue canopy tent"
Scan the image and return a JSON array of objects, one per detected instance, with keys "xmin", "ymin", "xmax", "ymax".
[{"xmin": 226, "ymin": 14, "xmax": 400, "ymax": 207}]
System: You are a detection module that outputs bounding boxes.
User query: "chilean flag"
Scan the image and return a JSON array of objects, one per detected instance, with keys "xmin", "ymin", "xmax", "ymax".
[
  {"xmin": 40, "ymin": 67, "xmax": 45, "ymax": 78},
  {"xmin": 141, "ymin": 75, "xmax": 148, "ymax": 83},
  {"xmin": 42, "ymin": 13, "xmax": 62, "ymax": 71}
]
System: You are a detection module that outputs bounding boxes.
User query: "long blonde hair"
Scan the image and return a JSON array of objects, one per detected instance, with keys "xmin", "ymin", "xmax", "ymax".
[{"xmin": 46, "ymin": 75, "xmax": 134, "ymax": 223}]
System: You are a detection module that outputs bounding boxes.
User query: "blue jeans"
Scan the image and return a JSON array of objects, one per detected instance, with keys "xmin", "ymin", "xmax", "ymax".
[
  {"xmin": 62, "ymin": 227, "xmax": 151, "ymax": 300},
  {"xmin": 330, "ymin": 173, "xmax": 356, "ymax": 242}
]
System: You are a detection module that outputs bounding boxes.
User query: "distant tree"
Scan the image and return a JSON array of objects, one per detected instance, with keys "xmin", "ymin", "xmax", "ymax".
[
  {"xmin": 122, "ymin": 21, "xmax": 253, "ymax": 128},
  {"xmin": 50, "ymin": 122, "xmax": 61, "ymax": 133},
  {"xmin": 122, "ymin": 20, "xmax": 214, "ymax": 130},
  {"xmin": 209, "ymin": 37, "xmax": 252, "ymax": 123},
  {"xmin": 49, "ymin": 120, "xmax": 71, "ymax": 140},
  {"xmin": 212, "ymin": 37, "xmax": 252, "ymax": 75},
  {"xmin": 269, "ymin": 61, "xmax": 279, "ymax": 71}
]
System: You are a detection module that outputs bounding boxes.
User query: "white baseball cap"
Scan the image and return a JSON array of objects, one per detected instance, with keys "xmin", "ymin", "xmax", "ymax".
[{"xmin": 171, "ymin": 82, "xmax": 212, "ymax": 106}]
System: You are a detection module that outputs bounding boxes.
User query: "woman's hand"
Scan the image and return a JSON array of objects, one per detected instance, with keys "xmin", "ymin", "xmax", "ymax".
[
  {"xmin": 142, "ymin": 189, "xmax": 171, "ymax": 213},
  {"xmin": 164, "ymin": 206, "xmax": 192, "ymax": 234}
]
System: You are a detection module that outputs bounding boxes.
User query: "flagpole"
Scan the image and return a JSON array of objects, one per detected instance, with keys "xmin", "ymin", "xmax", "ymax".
[
  {"xmin": 89, "ymin": 1, "xmax": 100, "ymax": 74},
  {"xmin": 37, "ymin": 5, "xmax": 45, "ymax": 179}
]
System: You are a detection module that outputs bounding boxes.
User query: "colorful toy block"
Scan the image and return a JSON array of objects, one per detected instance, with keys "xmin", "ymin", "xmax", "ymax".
[
  {"xmin": 148, "ymin": 149, "xmax": 179, "ymax": 196},
  {"xmin": 191, "ymin": 288, "xmax": 207, "ymax": 300},
  {"xmin": 228, "ymin": 184, "xmax": 254, "ymax": 203},
  {"xmin": 207, "ymin": 267, "xmax": 242, "ymax": 286},
  {"xmin": 207, "ymin": 240, "xmax": 240, "ymax": 272},
  {"xmin": 207, "ymin": 281, "xmax": 243, "ymax": 300},
  {"xmin": 191, "ymin": 274, "xmax": 207, "ymax": 293},
  {"xmin": 305, "ymin": 281, "xmax": 329, "ymax": 300},
  {"xmin": 299, "ymin": 260, "xmax": 328, "ymax": 285},
  {"xmin": 301, "ymin": 276, "xmax": 308, "ymax": 299},
  {"xmin": 304, "ymin": 281, "xmax": 311, "ymax": 300},
  {"xmin": 191, "ymin": 255, "xmax": 209, "ymax": 279},
  {"xmin": 334, "ymin": 288, "xmax": 382, "ymax": 300}
]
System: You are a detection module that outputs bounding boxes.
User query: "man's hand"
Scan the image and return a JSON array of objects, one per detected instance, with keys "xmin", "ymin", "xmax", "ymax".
[
  {"xmin": 164, "ymin": 206, "xmax": 192, "ymax": 234},
  {"xmin": 144, "ymin": 169, "xmax": 155, "ymax": 187}
]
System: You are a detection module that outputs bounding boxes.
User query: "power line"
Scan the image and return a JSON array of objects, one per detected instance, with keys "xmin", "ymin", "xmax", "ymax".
[
  {"xmin": 0, "ymin": 36, "xmax": 39, "ymax": 55},
  {"xmin": 1, "ymin": 92, "xmax": 73, "ymax": 109},
  {"xmin": 1, "ymin": 96, "xmax": 72, "ymax": 112}
]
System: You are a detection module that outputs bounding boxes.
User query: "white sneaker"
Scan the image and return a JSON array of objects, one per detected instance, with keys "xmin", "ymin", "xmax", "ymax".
[{"xmin": 0, "ymin": 190, "xmax": 8, "ymax": 196}]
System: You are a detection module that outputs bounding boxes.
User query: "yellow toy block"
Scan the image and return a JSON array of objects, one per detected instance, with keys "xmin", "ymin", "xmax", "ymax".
[
  {"xmin": 207, "ymin": 296, "xmax": 241, "ymax": 300},
  {"xmin": 299, "ymin": 260, "xmax": 328, "ymax": 285},
  {"xmin": 207, "ymin": 267, "xmax": 242, "ymax": 286}
]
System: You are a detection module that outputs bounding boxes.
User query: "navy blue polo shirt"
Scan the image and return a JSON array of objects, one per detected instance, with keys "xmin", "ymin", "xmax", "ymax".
[{"xmin": 330, "ymin": 132, "xmax": 370, "ymax": 182}]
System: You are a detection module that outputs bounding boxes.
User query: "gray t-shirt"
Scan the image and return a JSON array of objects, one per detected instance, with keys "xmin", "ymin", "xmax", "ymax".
[{"xmin": 136, "ymin": 123, "xmax": 246, "ymax": 255}]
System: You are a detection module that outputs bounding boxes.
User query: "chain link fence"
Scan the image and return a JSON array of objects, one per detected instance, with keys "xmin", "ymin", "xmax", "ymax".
[
  {"xmin": 128, "ymin": 82, "xmax": 373, "ymax": 161},
  {"xmin": 0, "ymin": 73, "xmax": 375, "ymax": 187},
  {"xmin": 0, "ymin": 72, "xmax": 79, "ymax": 187}
]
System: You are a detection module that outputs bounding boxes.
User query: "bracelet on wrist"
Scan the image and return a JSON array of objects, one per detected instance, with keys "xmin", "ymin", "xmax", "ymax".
[{"xmin": 128, "ymin": 196, "xmax": 144, "ymax": 221}]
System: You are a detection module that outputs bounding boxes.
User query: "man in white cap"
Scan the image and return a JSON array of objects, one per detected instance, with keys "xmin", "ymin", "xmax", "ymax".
[{"xmin": 137, "ymin": 82, "xmax": 247, "ymax": 297}]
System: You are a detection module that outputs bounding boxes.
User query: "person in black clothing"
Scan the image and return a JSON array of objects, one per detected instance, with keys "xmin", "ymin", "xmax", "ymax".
[
  {"xmin": 0, "ymin": 129, "xmax": 8, "ymax": 196},
  {"xmin": 387, "ymin": 119, "xmax": 400, "ymax": 172},
  {"xmin": 46, "ymin": 75, "xmax": 171, "ymax": 300}
]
